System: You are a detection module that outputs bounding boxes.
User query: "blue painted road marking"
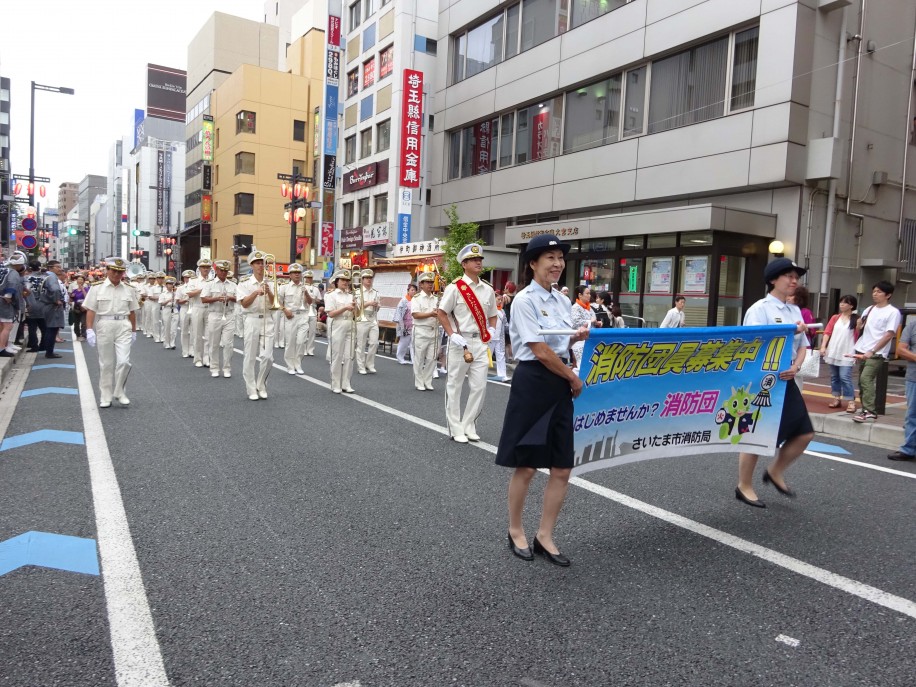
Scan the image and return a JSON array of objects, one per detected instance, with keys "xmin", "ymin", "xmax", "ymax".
[
  {"xmin": 21, "ymin": 387, "xmax": 79, "ymax": 398},
  {"xmin": 52, "ymin": 348, "xmax": 73, "ymax": 352},
  {"xmin": 808, "ymin": 441, "xmax": 851, "ymax": 455},
  {"xmin": 0, "ymin": 531, "xmax": 99, "ymax": 576},
  {"xmin": 0, "ymin": 429, "xmax": 85, "ymax": 452},
  {"xmin": 31, "ymin": 364, "xmax": 76, "ymax": 370}
]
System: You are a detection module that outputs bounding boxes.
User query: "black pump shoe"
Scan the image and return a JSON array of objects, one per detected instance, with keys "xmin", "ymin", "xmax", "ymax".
[
  {"xmin": 532, "ymin": 537, "xmax": 570, "ymax": 567},
  {"xmin": 762, "ymin": 470, "xmax": 796, "ymax": 498},
  {"xmin": 508, "ymin": 532, "xmax": 533, "ymax": 561},
  {"xmin": 735, "ymin": 487, "xmax": 766, "ymax": 508}
]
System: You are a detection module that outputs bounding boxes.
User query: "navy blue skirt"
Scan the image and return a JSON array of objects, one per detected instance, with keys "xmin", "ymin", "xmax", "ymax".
[
  {"xmin": 777, "ymin": 380, "xmax": 814, "ymax": 446},
  {"xmin": 495, "ymin": 360, "xmax": 574, "ymax": 469}
]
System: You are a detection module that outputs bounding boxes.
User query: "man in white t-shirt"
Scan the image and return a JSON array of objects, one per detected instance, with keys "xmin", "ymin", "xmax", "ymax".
[
  {"xmin": 660, "ymin": 296, "xmax": 686, "ymax": 328},
  {"xmin": 852, "ymin": 280, "xmax": 901, "ymax": 422}
]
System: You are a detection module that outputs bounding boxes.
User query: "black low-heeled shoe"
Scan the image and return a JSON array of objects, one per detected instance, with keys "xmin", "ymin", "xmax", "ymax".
[
  {"xmin": 508, "ymin": 532, "xmax": 533, "ymax": 561},
  {"xmin": 735, "ymin": 487, "xmax": 766, "ymax": 508},
  {"xmin": 762, "ymin": 470, "xmax": 796, "ymax": 498},
  {"xmin": 532, "ymin": 536, "xmax": 571, "ymax": 567}
]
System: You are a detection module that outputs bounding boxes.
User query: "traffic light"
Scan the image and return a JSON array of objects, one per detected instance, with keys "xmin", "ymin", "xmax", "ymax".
[
  {"xmin": 68, "ymin": 227, "xmax": 78, "ymax": 236},
  {"xmin": 131, "ymin": 229, "xmax": 140, "ymax": 237}
]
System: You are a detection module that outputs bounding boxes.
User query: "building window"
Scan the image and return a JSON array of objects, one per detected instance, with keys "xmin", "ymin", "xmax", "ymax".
[
  {"xmin": 379, "ymin": 44, "xmax": 394, "ymax": 79},
  {"xmin": 234, "ymin": 193, "xmax": 254, "ymax": 215},
  {"xmin": 347, "ymin": 69, "xmax": 359, "ymax": 97},
  {"xmin": 730, "ymin": 27, "xmax": 759, "ymax": 111},
  {"xmin": 343, "ymin": 202, "xmax": 355, "ymax": 228},
  {"xmin": 374, "ymin": 194, "xmax": 388, "ymax": 223},
  {"xmin": 293, "ymin": 119, "xmax": 306, "ymax": 141},
  {"xmin": 363, "ymin": 57, "xmax": 376, "ymax": 88},
  {"xmin": 360, "ymin": 95, "xmax": 374, "ymax": 121},
  {"xmin": 236, "ymin": 111, "xmax": 256, "ymax": 134},
  {"xmin": 292, "ymin": 159, "xmax": 306, "ymax": 176},
  {"xmin": 623, "ymin": 66, "xmax": 647, "ymax": 137},
  {"xmin": 648, "ymin": 36, "xmax": 729, "ymax": 134},
  {"xmin": 563, "ymin": 74, "xmax": 622, "ymax": 154},
  {"xmin": 570, "ymin": 0, "xmax": 630, "ymax": 30},
  {"xmin": 235, "ymin": 152, "xmax": 255, "ymax": 175},
  {"xmin": 363, "ymin": 22, "xmax": 376, "ymax": 50},
  {"xmin": 414, "ymin": 36, "xmax": 437, "ymax": 56},
  {"xmin": 345, "ymin": 135, "xmax": 356, "ymax": 164},
  {"xmin": 349, "ymin": 1, "xmax": 361, "ymax": 31},
  {"xmin": 377, "ymin": 119, "xmax": 391, "ymax": 152},
  {"xmin": 360, "ymin": 127, "xmax": 372, "ymax": 158},
  {"xmin": 358, "ymin": 198, "xmax": 370, "ymax": 227}
]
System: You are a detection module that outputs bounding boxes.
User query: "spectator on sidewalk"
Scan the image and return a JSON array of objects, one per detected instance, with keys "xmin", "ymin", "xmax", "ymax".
[
  {"xmin": 852, "ymin": 281, "xmax": 901, "ymax": 423},
  {"xmin": 820, "ymin": 295, "xmax": 859, "ymax": 413},
  {"xmin": 660, "ymin": 296, "xmax": 686, "ymax": 328},
  {"xmin": 70, "ymin": 274, "xmax": 90, "ymax": 341},
  {"xmin": 888, "ymin": 315, "xmax": 916, "ymax": 461}
]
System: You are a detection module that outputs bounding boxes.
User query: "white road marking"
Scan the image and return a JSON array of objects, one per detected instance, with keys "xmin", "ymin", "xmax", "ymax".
[
  {"xmin": 74, "ymin": 343, "xmax": 170, "ymax": 687},
  {"xmin": 775, "ymin": 634, "xmax": 801, "ymax": 648},
  {"xmin": 331, "ymin": 682, "xmax": 362, "ymax": 687},
  {"xmin": 804, "ymin": 449, "xmax": 916, "ymax": 479},
  {"xmin": 265, "ymin": 353, "xmax": 916, "ymax": 621}
]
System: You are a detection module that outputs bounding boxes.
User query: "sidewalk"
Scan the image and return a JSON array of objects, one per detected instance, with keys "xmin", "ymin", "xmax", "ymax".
[{"xmin": 801, "ymin": 376, "xmax": 906, "ymax": 451}]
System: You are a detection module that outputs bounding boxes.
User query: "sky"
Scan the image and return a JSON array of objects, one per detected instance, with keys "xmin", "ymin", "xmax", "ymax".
[{"xmin": 1, "ymin": 0, "xmax": 265, "ymax": 209}]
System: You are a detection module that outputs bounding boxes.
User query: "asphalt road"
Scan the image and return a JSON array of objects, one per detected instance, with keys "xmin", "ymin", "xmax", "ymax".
[{"xmin": 1, "ymin": 331, "xmax": 914, "ymax": 687}]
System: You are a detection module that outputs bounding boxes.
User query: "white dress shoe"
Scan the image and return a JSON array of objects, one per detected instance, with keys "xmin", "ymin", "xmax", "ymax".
[
  {"xmin": 248, "ymin": 393, "xmax": 259, "ymax": 401},
  {"xmin": 425, "ymin": 384, "xmax": 434, "ymax": 391},
  {"xmin": 288, "ymin": 369, "xmax": 296, "ymax": 375},
  {"xmin": 331, "ymin": 388, "xmax": 342, "ymax": 394},
  {"xmin": 358, "ymin": 370, "xmax": 367, "ymax": 375},
  {"xmin": 212, "ymin": 371, "xmax": 220, "ymax": 378},
  {"xmin": 194, "ymin": 361, "xmax": 203, "ymax": 367},
  {"xmin": 258, "ymin": 390, "xmax": 268, "ymax": 399},
  {"xmin": 452, "ymin": 434, "xmax": 469, "ymax": 444},
  {"xmin": 343, "ymin": 387, "xmax": 355, "ymax": 393},
  {"xmin": 416, "ymin": 385, "xmax": 425, "ymax": 391},
  {"xmin": 116, "ymin": 395, "xmax": 130, "ymax": 406},
  {"xmin": 295, "ymin": 368, "xmax": 304, "ymax": 375},
  {"xmin": 367, "ymin": 368, "xmax": 377, "ymax": 373},
  {"xmin": 99, "ymin": 400, "xmax": 112, "ymax": 408},
  {"xmin": 223, "ymin": 371, "xmax": 231, "ymax": 378},
  {"xmin": 466, "ymin": 433, "xmax": 481, "ymax": 442}
]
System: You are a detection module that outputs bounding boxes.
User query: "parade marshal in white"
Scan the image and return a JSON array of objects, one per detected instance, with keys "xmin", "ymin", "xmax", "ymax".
[
  {"xmin": 236, "ymin": 251, "xmax": 275, "ymax": 400},
  {"xmin": 437, "ymin": 243, "xmax": 498, "ymax": 443},
  {"xmin": 84, "ymin": 257, "xmax": 141, "ymax": 408}
]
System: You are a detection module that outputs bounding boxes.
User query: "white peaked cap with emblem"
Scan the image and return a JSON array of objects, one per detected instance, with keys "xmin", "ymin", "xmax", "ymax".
[
  {"xmin": 247, "ymin": 251, "xmax": 267, "ymax": 265},
  {"xmin": 456, "ymin": 243, "xmax": 484, "ymax": 263},
  {"xmin": 418, "ymin": 271, "xmax": 435, "ymax": 283},
  {"xmin": 287, "ymin": 263, "xmax": 303, "ymax": 273}
]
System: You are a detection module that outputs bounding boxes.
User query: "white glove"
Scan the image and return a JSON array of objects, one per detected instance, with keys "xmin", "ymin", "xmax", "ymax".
[
  {"xmin": 451, "ymin": 333, "xmax": 468, "ymax": 348},
  {"xmin": 131, "ymin": 331, "xmax": 137, "ymax": 343},
  {"xmin": 487, "ymin": 326, "xmax": 497, "ymax": 339},
  {"xmin": 86, "ymin": 329, "xmax": 96, "ymax": 347}
]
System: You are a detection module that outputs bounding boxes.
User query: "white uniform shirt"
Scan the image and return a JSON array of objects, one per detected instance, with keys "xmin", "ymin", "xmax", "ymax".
[
  {"xmin": 355, "ymin": 286, "xmax": 380, "ymax": 322},
  {"xmin": 201, "ymin": 278, "xmax": 238, "ymax": 315},
  {"xmin": 159, "ymin": 288, "xmax": 176, "ymax": 309},
  {"xmin": 188, "ymin": 274, "xmax": 213, "ymax": 308},
  {"xmin": 279, "ymin": 281, "xmax": 307, "ymax": 311},
  {"xmin": 236, "ymin": 276, "xmax": 271, "ymax": 313},
  {"xmin": 83, "ymin": 278, "xmax": 141, "ymax": 316},
  {"xmin": 325, "ymin": 288, "xmax": 354, "ymax": 321},
  {"xmin": 438, "ymin": 275, "xmax": 497, "ymax": 338},
  {"xmin": 743, "ymin": 293, "xmax": 806, "ymax": 356},
  {"xmin": 303, "ymin": 283, "xmax": 321, "ymax": 317},
  {"xmin": 411, "ymin": 290, "xmax": 439, "ymax": 332}
]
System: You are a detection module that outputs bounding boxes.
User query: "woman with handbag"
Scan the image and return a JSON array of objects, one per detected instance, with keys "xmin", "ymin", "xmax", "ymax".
[
  {"xmin": 70, "ymin": 275, "xmax": 90, "ymax": 341},
  {"xmin": 819, "ymin": 295, "xmax": 859, "ymax": 413}
]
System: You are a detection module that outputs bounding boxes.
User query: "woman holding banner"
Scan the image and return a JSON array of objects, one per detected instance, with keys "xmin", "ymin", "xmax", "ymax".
[
  {"xmin": 496, "ymin": 234, "xmax": 589, "ymax": 566},
  {"xmin": 735, "ymin": 258, "xmax": 815, "ymax": 508}
]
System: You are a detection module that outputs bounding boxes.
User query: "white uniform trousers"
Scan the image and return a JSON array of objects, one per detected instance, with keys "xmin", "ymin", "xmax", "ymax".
[
  {"xmin": 242, "ymin": 314, "xmax": 274, "ymax": 396},
  {"xmin": 445, "ymin": 337, "xmax": 489, "ymax": 439},
  {"xmin": 96, "ymin": 319, "xmax": 132, "ymax": 404},
  {"xmin": 397, "ymin": 332, "xmax": 412, "ymax": 363},
  {"xmin": 142, "ymin": 300, "xmax": 154, "ymax": 336},
  {"xmin": 161, "ymin": 307, "xmax": 177, "ymax": 349},
  {"xmin": 304, "ymin": 315, "xmax": 317, "ymax": 355},
  {"xmin": 356, "ymin": 320, "xmax": 379, "ymax": 373},
  {"xmin": 136, "ymin": 301, "xmax": 145, "ymax": 331},
  {"xmin": 152, "ymin": 303, "xmax": 163, "ymax": 342},
  {"xmin": 489, "ymin": 334, "xmax": 507, "ymax": 379},
  {"xmin": 207, "ymin": 312, "xmax": 236, "ymax": 374},
  {"xmin": 273, "ymin": 310, "xmax": 285, "ymax": 348},
  {"xmin": 283, "ymin": 311, "xmax": 308, "ymax": 370},
  {"xmin": 179, "ymin": 308, "xmax": 192, "ymax": 357},
  {"xmin": 328, "ymin": 318, "xmax": 355, "ymax": 392},
  {"xmin": 191, "ymin": 306, "xmax": 209, "ymax": 365},
  {"xmin": 412, "ymin": 326, "xmax": 437, "ymax": 390}
]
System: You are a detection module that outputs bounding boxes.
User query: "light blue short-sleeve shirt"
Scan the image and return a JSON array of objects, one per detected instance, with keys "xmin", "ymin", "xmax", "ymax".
[
  {"xmin": 510, "ymin": 281, "xmax": 574, "ymax": 360},
  {"xmin": 743, "ymin": 293, "xmax": 806, "ymax": 355}
]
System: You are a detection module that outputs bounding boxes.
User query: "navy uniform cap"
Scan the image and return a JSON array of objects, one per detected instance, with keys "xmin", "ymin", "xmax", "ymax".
[
  {"xmin": 764, "ymin": 257, "xmax": 807, "ymax": 284},
  {"xmin": 523, "ymin": 234, "xmax": 571, "ymax": 261}
]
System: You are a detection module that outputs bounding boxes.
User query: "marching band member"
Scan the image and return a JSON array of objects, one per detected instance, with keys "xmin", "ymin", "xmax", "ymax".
[
  {"xmin": 175, "ymin": 270, "xmax": 195, "ymax": 357},
  {"xmin": 152, "ymin": 272, "xmax": 167, "ymax": 343},
  {"xmin": 302, "ymin": 270, "xmax": 321, "ymax": 356},
  {"xmin": 325, "ymin": 269, "xmax": 356, "ymax": 394},
  {"xmin": 355, "ymin": 269, "xmax": 381, "ymax": 375},
  {"xmin": 135, "ymin": 272, "xmax": 149, "ymax": 334},
  {"xmin": 236, "ymin": 251, "xmax": 275, "ymax": 400},
  {"xmin": 201, "ymin": 259, "xmax": 237, "ymax": 378},
  {"xmin": 279, "ymin": 263, "xmax": 312, "ymax": 374},
  {"xmin": 83, "ymin": 257, "xmax": 141, "ymax": 408},
  {"xmin": 186, "ymin": 258, "xmax": 213, "ymax": 368},
  {"xmin": 159, "ymin": 276, "xmax": 178, "ymax": 349},
  {"xmin": 411, "ymin": 272, "xmax": 439, "ymax": 391},
  {"xmin": 437, "ymin": 244, "xmax": 498, "ymax": 443},
  {"xmin": 273, "ymin": 277, "xmax": 287, "ymax": 350},
  {"xmin": 143, "ymin": 272, "xmax": 159, "ymax": 339}
]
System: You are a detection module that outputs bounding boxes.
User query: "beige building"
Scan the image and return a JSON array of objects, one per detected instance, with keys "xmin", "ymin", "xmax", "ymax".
[
  {"xmin": 208, "ymin": 28, "xmax": 326, "ymax": 271},
  {"xmin": 57, "ymin": 181, "xmax": 77, "ymax": 219}
]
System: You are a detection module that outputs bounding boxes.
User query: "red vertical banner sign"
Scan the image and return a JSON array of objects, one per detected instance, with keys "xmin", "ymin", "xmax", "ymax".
[
  {"xmin": 399, "ymin": 70, "xmax": 423, "ymax": 187},
  {"xmin": 321, "ymin": 221, "xmax": 335, "ymax": 256},
  {"xmin": 532, "ymin": 111, "xmax": 550, "ymax": 161}
]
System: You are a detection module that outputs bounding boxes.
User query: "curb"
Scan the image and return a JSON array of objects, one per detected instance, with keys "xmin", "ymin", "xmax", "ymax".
[
  {"xmin": 809, "ymin": 411, "xmax": 902, "ymax": 451},
  {"xmin": 0, "ymin": 346, "xmax": 27, "ymax": 388}
]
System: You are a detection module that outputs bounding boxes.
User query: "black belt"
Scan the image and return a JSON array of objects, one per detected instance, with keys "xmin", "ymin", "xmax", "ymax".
[{"xmin": 519, "ymin": 357, "xmax": 569, "ymax": 365}]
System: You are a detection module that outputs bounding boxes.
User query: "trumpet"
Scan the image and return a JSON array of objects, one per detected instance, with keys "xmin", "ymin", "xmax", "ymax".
[{"xmin": 263, "ymin": 254, "xmax": 282, "ymax": 311}]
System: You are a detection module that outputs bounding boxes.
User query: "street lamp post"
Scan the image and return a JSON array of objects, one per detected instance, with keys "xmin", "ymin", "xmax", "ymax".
[
  {"xmin": 278, "ymin": 167, "xmax": 314, "ymax": 265},
  {"xmin": 29, "ymin": 82, "xmax": 75, "ymax": 207}
]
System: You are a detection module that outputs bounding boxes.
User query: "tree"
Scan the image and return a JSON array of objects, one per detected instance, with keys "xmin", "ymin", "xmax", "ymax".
[{"xmin": 441, "ymin": 204, "xmax": 485, "ymax": 284}]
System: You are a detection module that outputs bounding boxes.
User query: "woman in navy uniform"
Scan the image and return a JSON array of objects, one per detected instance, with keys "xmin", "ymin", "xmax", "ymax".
[{"xmin": 496, "ymin": 234, "xmax": 588, "ymax": 566}]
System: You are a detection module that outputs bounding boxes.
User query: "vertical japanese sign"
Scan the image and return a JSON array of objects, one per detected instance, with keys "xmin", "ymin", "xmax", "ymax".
[
  {"xmin": 319, "ymin": 5, "xmax": 342, "ymax": 258},
  {"xmin": 474, "ymin": 121, "xmax": 492, "ymax": 175},
  {"xmin": 532, "ymin": 111, "xmax": 549, "ymax": 161},
  {"xmin": 397, "ymin": 184, "xmax": 412, "ymax": 245},
  {"xmin": 156, "ymin": 150, "xmax": 165, "ymax": 228},
  {"xmin": 572, "ymin": 326, "xmax": 795, "ymax": 475},
  {"xmin": 201, "ymin": 116, "xmax": 214, "ymax": 162},
  {"xmin": 399, "ymin": 70, "xmax": 423, "ymax": 188}
]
